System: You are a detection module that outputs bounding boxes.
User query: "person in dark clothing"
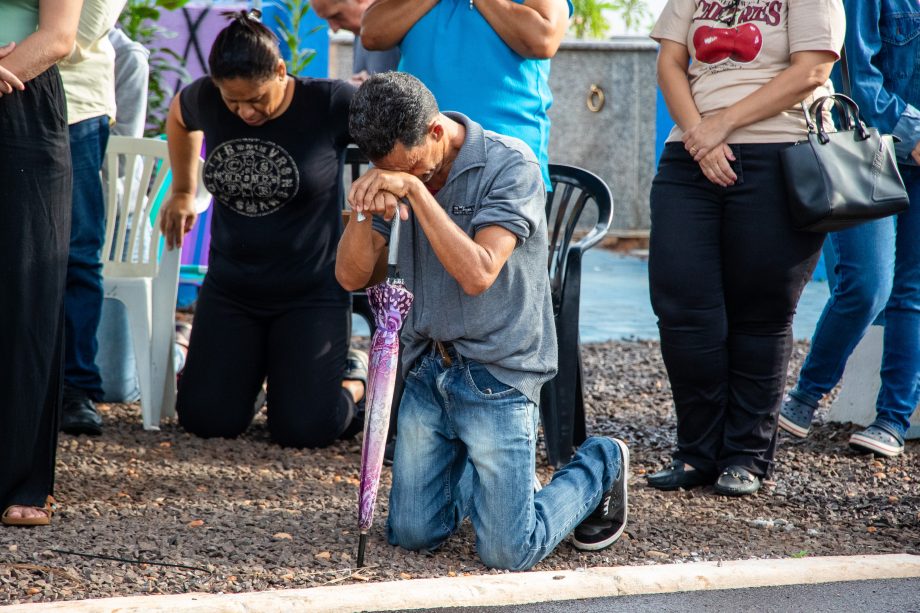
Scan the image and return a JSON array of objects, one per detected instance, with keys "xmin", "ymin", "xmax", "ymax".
[
  {"xmin": 160, "ymin": 10, "xmax": 365, "ymax": 448},
  {"xmin": 0, "ymin": 0, "xmax": 81, "ymax": 527},
  {"xmin": 645, "ymin": 0, "xmax": 845, "ymax": 496}
]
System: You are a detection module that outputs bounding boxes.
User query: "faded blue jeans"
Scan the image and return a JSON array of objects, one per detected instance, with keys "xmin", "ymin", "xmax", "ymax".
[
  {"xmin": 387, "ymin": 348, "xmax": 622, "ymax": 571},
  {"xmin": 795, "ymin": 166, "xmax": 920, "ymax": 437},
  {"xmin": 64, "ymin": 115, "xmax": 110, "ymax": 399}
]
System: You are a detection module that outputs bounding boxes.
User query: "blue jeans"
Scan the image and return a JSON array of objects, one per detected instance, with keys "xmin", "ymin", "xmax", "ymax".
[
  {"xmin": 387, "ymin": 349, "xmax": 622, "ymax": 571},
  {"xmin": 796, "ymin": 166, "xmax": 920, "ymax": 437},
  {"xmin": 64, "ymin": 115, "xmax": 110, "ymax": 398}
]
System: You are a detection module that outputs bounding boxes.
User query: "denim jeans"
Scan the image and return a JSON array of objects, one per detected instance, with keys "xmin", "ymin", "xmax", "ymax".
[
  {"xmin": 64, "ymin": 115, "xmax": 110, "ymax": 399},
  {"xmin": 795, "ymin": 166, "xmax": 920, "ymax": 437},
  {"xmin": 387, "ymin": 349, "xmax": 622, "ymax": 571}
]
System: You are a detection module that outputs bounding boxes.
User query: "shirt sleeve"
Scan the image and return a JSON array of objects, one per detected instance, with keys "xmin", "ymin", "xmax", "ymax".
[
  {"xmin": 471, "ymin": 155, "xmax": 545, "ymax": 245},
  {"xmin": 892, "ymin": 105, "xmax": 920, "ymax": 165},
  {"xmin": 111, "ymin": 37, "xmax": 149, "ymax": 138},
  {"xmin": 788, "ymin": 0, "xmax": 846, "ymax": 56},
  {"xmin": 329, "ymin": 79, "xmax": 357, "ymax": 148},
  {"xmin": 649, "ymin": 0, "xmax": 695, "ymax": 46},
  {"xmin": 75, "ymin": 0, "xmax": 125, "ymax": 48},
  {"xmin": 178, "ymin": 78, "xmax": 209, "ymax": 132},
  {"xmin": 830, "ymin": 0, "xmax": 918, "ymax": 162}
]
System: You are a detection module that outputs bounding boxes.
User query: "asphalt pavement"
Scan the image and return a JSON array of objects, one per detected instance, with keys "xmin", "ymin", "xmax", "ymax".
[{"xmin": 405, "ymin": 578, "xmax": 920, "ymax": 613}]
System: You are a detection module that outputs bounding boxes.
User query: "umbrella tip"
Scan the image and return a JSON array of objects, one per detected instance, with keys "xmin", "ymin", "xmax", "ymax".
[{"xmin": 357, "ymin": 533, "xmax": 367, "ymax": 568}]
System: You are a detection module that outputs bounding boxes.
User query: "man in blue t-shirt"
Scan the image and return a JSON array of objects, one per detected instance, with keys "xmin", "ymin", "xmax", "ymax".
[{"xmin": 361, "ymin": 0, "xmax": 572, "ymax": 187}]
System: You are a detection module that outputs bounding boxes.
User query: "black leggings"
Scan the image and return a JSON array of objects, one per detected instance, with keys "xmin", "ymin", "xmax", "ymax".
[
  {"xmin": 648, "ymin": 143, "xmax": 824, "ymax": 477},
  {"xmin": 176, "ymin": 279, "xmax": 356, "ymax": 448},
  {"xmin": 0, "ymin": 67, "xmax": 71, "ymax": 510}
]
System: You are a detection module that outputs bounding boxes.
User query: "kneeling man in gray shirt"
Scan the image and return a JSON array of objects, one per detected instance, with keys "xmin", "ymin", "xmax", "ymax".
[{"xmin": 336, "ymin": 72, "xmax": 629, "ymax": 570}]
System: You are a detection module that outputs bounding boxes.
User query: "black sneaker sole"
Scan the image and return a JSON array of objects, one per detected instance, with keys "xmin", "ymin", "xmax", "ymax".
[
  {"xmin": 572, "ymin": 438, "xmax": 629, "ymax": 551},
  {"xmin": 61, "ymin": 424, "xmax": 102, "ymax": 436}
]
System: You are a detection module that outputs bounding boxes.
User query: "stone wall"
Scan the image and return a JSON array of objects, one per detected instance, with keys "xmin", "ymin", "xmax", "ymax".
[
  {"xmin": 548, "ymin": 39, "xmax": 658, "ymax": 232},
  {"xmin": 329, "ymin": 36, "xmax": 659, "ymax": 232}
]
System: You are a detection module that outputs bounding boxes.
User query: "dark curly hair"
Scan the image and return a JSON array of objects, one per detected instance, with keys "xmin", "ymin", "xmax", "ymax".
[
  {"xmin": 209, "ymin": 10, "xmax": 281, "ymax": 82},
  {"xmin": 349, "ymin": 72, "xmax": 439, "ymax": 160}
]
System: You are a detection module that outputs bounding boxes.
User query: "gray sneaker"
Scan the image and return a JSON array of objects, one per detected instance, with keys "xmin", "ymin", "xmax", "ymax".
[
  {"xmin": 849, "ymin": 423, "xmax": 904, "ymax": 457},
  {"xmin": 777, "ymin": 391, "xmax": 818, "ymax": 438}
]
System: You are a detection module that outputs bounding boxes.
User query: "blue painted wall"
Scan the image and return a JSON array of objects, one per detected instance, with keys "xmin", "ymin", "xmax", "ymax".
[{"xmin": 655, "ymin": 86, "xmax": 671, "ymax": 170}]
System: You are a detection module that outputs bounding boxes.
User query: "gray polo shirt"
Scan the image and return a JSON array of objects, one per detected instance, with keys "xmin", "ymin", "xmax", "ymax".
[
  {"xmin": 373, "ymin": 113, "xmax": 558, "ymax": 403},
  {"xmin": 352, "ymin": 42, "xmax": 400, "ymax": 76}
]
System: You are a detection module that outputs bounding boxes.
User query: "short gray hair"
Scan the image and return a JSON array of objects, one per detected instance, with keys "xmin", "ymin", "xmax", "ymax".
[{"xmin": 349, "ymin": 72, "xmax": 439, "ymax": 160}]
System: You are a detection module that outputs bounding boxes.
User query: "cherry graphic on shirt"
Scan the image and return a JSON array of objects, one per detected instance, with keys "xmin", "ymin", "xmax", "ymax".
[{"xmin": 693, "ymin": 23, "xmax": 763, "ymax": 64}]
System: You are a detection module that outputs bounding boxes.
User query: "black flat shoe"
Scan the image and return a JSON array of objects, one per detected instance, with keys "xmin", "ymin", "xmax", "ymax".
[
  {"xmin": 646, "ymin": 460, "xmax": 712, "ymax": 490},
  {"xmin": 713, "ymin": 465, "xmax": 761, "ymax": 496},
  {"xmin": 61, "ymin": 388, "xmax": 102, "ymax": 436}
]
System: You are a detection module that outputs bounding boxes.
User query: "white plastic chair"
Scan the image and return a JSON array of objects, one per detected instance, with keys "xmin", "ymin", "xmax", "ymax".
[{"xmin": 102, "ymin": 136, "xmax": 211, "ymax": 430}]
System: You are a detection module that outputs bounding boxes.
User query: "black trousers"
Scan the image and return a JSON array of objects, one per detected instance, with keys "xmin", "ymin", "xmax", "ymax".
[
  {"xmin": 176, "ymin": 278, "xmax": 356, "ymax": 448},
  {"xmin": 0, "ymin": 67, "xmax": 71, "ymax": 510},
  {"xmin": 648, "ymin": 143, "xmax": 824, "ymax": 477}
]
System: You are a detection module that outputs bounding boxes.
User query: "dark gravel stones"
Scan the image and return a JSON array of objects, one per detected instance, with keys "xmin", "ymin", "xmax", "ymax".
[{"xmin": 1, "ymin": 341, "xmax": 917, "ymax": 605}]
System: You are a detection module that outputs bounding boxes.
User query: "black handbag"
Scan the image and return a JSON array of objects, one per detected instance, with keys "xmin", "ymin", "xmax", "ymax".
[{"xmin": 780, "ymin": 49, "xmax": 909, "ymax": 233}]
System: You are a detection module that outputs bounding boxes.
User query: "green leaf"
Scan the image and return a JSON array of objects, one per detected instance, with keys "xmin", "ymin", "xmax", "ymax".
[{"xmin": 157, "ymin": 0, "xmax": 190, "ymax": 10}]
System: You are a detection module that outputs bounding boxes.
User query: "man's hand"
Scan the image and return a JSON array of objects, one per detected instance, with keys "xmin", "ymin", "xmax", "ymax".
[
  {"xmin": 348, "ymin": 70, "xmax": 370, "ymax": 87},
  {"xmin": 0, "ymin": 42, "xmax": 25, "ymax": 97},
  {"xmin": 698, "ymin": 143, "xmax": 737, "ymax": 187},
  {"xmin": 160, "ymin": 192, "xmax": 198, "ymax": 249},
  {"xmin": 682, "ymin": 114, "xmax": 734, "ymax": 162},
  {"xmin": 348, "ymin": 168, "xmax": 417, "ymax": 221},
  {"xmin": 475, "ymin": 0, "xmax": 570, "ymax": 59}
]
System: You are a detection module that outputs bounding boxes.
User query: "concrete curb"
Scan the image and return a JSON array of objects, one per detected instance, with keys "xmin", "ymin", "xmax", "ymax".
[{"xmin": 5, "ymin": 554, "xmax": 920, "ymax": 612}]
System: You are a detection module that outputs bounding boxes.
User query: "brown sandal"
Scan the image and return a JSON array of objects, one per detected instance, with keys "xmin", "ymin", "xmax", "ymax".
[{"xmin": 1, "ymin": 496, "xmax": 56, "ymax": 527}]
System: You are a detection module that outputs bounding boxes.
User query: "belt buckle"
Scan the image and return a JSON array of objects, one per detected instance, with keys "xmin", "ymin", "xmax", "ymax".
[{"xmin": 436, "ymin": 341, "xmax": 453, "ymax": 366}]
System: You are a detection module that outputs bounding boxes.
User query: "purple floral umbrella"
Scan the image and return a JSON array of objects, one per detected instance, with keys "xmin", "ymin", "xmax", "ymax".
[{"xmin": 357, "ymin": 215, "xmax": 413, "ymax": 567}]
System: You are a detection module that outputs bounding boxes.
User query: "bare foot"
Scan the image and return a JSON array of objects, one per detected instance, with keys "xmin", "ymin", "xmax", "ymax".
[
  {"xmin": 4, "ymin": 505, "xmax": 49, "ymax": 521},
  {"xmin": 342, "ymin": 379, "xmax": 365, "ymax": 404}
]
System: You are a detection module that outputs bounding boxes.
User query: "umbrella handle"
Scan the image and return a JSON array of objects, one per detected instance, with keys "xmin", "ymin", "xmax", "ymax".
[
  {"xmin": 387, "ymin": 211, "xmax": 401, "ymax": 269},
  {"xmin": 357, "ymin": 533, "xmax": 368, "ymax": 568}
]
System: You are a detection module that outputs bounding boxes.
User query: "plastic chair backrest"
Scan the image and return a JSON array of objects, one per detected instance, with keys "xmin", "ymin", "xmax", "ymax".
[
  {"xmin": 344, "ymin": 146, "xmax": 369, "ymax": 180},
  {"xmin": 103, "ymin": 136, "xmax": 173, "ymax": 279},
  {"xmin": 545, "ymin": 164, "xmax": 614, "ymax": 310}
]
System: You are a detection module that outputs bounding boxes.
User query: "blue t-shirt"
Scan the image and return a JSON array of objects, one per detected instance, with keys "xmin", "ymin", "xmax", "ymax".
[{"xmin": 398, "ymin": 0, "xmax": 573, "ymax": 187}]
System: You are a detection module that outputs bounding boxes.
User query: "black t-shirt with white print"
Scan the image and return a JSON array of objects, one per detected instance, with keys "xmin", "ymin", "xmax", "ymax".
[{"xmin": 179, "ymin": 76, "xmax": 355, "ymax": 304}]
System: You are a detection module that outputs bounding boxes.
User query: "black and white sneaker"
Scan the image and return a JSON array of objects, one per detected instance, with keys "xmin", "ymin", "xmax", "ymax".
[{"xmin": 572, "ymin": 438, "xmax": 629, "ymax": 551}]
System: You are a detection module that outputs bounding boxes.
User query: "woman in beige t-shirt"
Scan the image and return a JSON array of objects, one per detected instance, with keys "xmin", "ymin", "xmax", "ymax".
[{"xmin": 645, "ymin": 0, "xmax": 845, "ymax": 496}]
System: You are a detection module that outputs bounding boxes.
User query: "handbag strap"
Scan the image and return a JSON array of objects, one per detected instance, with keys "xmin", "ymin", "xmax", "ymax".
[
  {"xmin": 800, "ymin": 45, "xmax": 853, "ymax": 133},
  {"xmin": 839, "ymin": 44, "xmax": 851, "ymax": 98}
]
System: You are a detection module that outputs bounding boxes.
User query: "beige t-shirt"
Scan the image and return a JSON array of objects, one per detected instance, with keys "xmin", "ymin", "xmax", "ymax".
[
  {"xmin": 651, "ymin": 0, "xmax": 846, "ymax": 143},
  {"xmin": 58, "ymin": 0, "xmax": 125, "ymax": 125}
]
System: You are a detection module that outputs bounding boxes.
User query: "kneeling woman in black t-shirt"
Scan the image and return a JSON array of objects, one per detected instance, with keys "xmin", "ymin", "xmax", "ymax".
[{"xmin": 160, "ymin": 10, "xmax": 363, "ymax": 448}]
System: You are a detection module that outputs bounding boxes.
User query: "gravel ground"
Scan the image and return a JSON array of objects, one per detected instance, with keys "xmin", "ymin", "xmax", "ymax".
[{"xmin": 2, "ymin": 341, "xmax": 918, "ymax": 605}]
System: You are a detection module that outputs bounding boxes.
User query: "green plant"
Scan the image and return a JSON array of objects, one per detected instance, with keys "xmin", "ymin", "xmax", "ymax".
[
  {"xmin": 272, "ymin": 0, "xmax": 319, "ymax": 76},
  {"xmin": 118, "ymin": 0, "xmax": 191, "ymax": 136},
  {"xmin": 790, "ymin": 550, "xmax": 809, "ymax": 558},
  {"xmin": 571, "ymin": 0, "xmax": 653, "ymax": 39}
]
